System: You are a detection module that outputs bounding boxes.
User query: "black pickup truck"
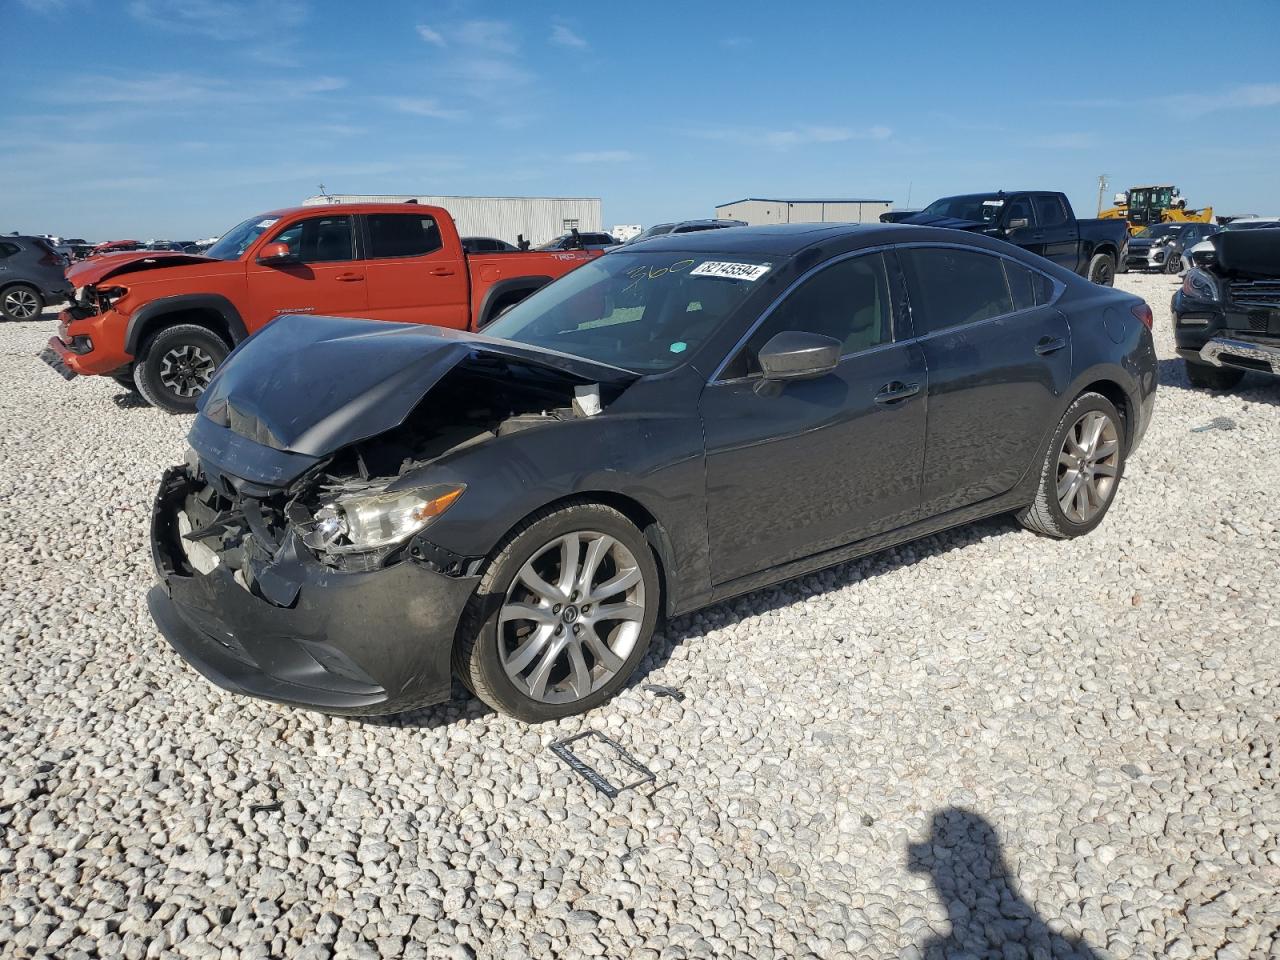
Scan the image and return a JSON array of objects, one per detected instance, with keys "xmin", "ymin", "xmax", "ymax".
[{"xmin": 883, "ymin": 191, "xmax": 1129, "ymax": 286}]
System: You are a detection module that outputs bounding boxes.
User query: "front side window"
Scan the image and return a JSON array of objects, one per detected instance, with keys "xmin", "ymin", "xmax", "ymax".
[
  {"xmin": 1033, "ymin": 195, "xmax": 1068, "ymax": 227},
  {"xmin": 730, "ymin": 253, "xmax": 893, "ymax": 377},
  {"xmin": 367, "ymin": 214, "xmax": 442, "ymax": 259},
  {"xmin": 1004, "ymin": 197, "xmax": 1034, "ymax": 227},
  {"xmin": 270, "ymin": 215, "xmax": 355, "ymax": 263},
  {"xmin": 484, "ymin": 252, "xmax": 769, "ymax": 372},
  {"xmin": 898, "ymin": 247, "xmax": 1014, "ymax": 335}
]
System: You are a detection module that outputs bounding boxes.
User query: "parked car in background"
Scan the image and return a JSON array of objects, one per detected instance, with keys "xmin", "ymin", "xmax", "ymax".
[
  {"xmin": 1123, "ymin": 221, "xmax": 1217, "ymax": 274},
  {"xmin": 889, "ymin": 191, "xmax": 1129, "ymax": 285},
  {"xmin": 538, "ymin": 231, "xmax": 616, "ymax": 251},
  {"xmin": 625, "ymin": 219, "xmax": 748, "ymax": 244},
  {"xmin": 146, "ymin": 240, "xmax": 201, "ymax": 253},
  {"xmin": 1173, "ymin": 228, "xmax": 1280, "ymax": 390},
  {"xmin": 62, "ymin": 239, "xmax": 95, "ymax": 261},
  {"xmin": 461, "ymin": 237, "xmax": 518, "ymax": 254},
  {"xmin": 0, "ymin": 236, "xmax": 73, "ymax": 320},
  {"xmin": 91, "ymin": 239, "xmax": 144, "ymax": 257},
  {"xmin": 1183, "ymin": 217, "xmax": 1280, "ymax": 271},
  {"xmin": 41, "ymin": 203, "xmax": 600, "ymax": 412},
  {"xmin": 148, "ymin": 222, "xmax": 1156, "ymax": 721}
]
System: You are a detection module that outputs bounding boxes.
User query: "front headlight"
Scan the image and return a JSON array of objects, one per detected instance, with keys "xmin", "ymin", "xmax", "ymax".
[
  {"xmin": 306, "ymin": 483, "xmax": 465, "ymax": 554},
  {"xmin": 1182, "ymin": 268, "xmax": 1220, "ymax": 303}
]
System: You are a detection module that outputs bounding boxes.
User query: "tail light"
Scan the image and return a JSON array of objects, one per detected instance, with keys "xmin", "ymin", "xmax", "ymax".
[{"xmin": 1130, "ymin": 303, "xmax": 1153, "ymax": 330}]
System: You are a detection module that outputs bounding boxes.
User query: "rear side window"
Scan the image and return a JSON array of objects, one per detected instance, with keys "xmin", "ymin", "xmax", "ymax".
[
  {"xmin": 0, "ymin": 242, "xmax": 18, "ymax": 258},
  {"xmin": 899, "ymin": 247, "xmax": 1014, "ymax": 334},
  {"xmin": 1034, "ymin": 195, "xmax": 1068, "ymax": 227},
  {"xmin": 1003, "ymin": 259, "xmax": 1055, "ymax": 310},
  {"xmin": 367, "ymin": 214, "xmax": 443, "ymax": 259},
  {"xmin": 270, "ymin": 216, "xmax": 355, "ymax": 263}
]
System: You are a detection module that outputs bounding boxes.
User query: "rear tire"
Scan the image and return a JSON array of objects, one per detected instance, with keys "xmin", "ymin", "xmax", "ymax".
[
  {"xmin": 1087, "ymin": 253, "xmax": 1115, "ymax": 286},
  {"xmin": 132, "ymin": 324, "xmax": 229, "ymax": 413},
  {"xmin": 454, "ymin": 500, "xmax": 660, "ymax": 722},
  {"xmin": 1017, "ymin": 392, "xmax": 1125, "ymax": 539},
  {"xmin": 1164, "ymin": 254, "xmax": 1181, "ymax": 275},
  {"xmin": 1, "ymin": 284, "xmax": 44, "ymax": 321},
  {"xmin": 1185, "ymin": 359, "xmax": 1244, "ymax": 391}
]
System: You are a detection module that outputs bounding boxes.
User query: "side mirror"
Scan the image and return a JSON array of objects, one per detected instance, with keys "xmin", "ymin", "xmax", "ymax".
[
  {"xmin": 757, "ymin": 330, "xmax": 840, "ymax": 383},
  {"xmin": 1006, "ymin": 218, "xmax": 1029, "ymax": 231},
  {"xmin": 256, "ymin": 241, "xmax": 298, "ymax": 265}
]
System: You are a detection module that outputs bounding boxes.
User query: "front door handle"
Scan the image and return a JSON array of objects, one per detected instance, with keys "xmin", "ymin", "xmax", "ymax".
[
  {"xmin": 429, "ymin": 267, "xmax": 457, "ymax": 277},
  {"xmin": 875, "ymin": 381, "xmax": 920, "ymax": 404},
  {"xmin": 1035, "ymin": 336, "xmax": 1067, "ymax": 355},
  {"xmin": 334, "ymin": 272, "xmax": 364, "ymax": 282}
]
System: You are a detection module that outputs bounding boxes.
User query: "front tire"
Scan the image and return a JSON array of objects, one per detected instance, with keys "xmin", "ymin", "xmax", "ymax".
[
  {"xmin": 455, "ymin": 501, "xmax": 660, "ymax": 722},
  {"xmin": 1, "ymin": 284, "xmax": 44, "ymax": 321},
  {"xmin": 1018, "ymin": 392, "xmax": 1125, "ymax": 539},
  {"xmin": 132, "ymin": 324, "xmax": 229, "ymax": 413},
  {"xmin": 1087, "ymin": 253, "xmax": 1116, "ymax": 286},
  {"xmin": 1185, "ymin": 359, "xmax": 1244, "ymax": 391},
  {"xmin": 1164, "ymin": 253, "xmax": 1181, "ymax": 275}
]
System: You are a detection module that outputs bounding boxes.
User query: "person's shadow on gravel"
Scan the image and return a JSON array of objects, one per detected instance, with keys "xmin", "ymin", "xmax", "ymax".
[{"xmin": 908, "ymin": 808, "xmax": 1103, "ymax": 960}]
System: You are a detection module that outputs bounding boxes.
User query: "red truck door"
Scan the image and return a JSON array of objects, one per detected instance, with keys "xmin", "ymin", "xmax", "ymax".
[
  {"xmin": 360, "ymin": 211, "xmax": 469, "ymax": 328},
  {"xmin": 245, "ymin": 213, "xmax": 368, "ymax": 329}
]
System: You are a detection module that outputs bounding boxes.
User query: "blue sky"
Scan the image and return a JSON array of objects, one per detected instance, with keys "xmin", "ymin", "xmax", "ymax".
[{"xmin": 4, "ymin": 0, "xmax": 1279, "ymax": 240}]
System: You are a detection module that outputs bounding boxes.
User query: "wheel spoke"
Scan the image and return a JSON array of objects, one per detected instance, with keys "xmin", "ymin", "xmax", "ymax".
[
  {"xmin": 1092, "ymin": 439, "xmax": 1118, "ymax": 461},
  {"xmin": 1057, "ymin": 467, "xmax": 1080, "ymax": 502},
  {"xmin": 567, "ymin": 641, "xmax": 593, "ymax": 698},
  {"xmin": 588, "ymin": 565, "xmax": 642, "ymax": 602},
  {"xmin": 526, "ymin": 637, "xmax": 566, "ymax": 700},
  {"xmin": 1093, "ymin": 462, "xmax": 1118, "ymax": 478},
  {"xmin": 581, "ymin": 623, "xmax": 624, "ymax": 673},
  {"xmin": 1064, "ymin": 429, "xmax": 1086, "ymax": 459},
  {"xmin": 556, "ymin": 534, "xmax": 580, "ymax": 596},
  {"xmin": 499, "ymin": 602, "xmax": 555, "ymax": 627},
  {"xmin": 1084, "ymin": 413, "xmax": 1106, "ymax": 455},
  {"xmin": 578, "ymin": 534, "xmax": 615, "ymax": 593},
  {"xmin": 517, "ymin": 562, "xmax": 563, "ymax": 604},
  {"xmin": 504, "ymin": 625, "xmax": 553, "ymax": 674},
  {"xmin": 590, "ymin": 601, "xmax": 644, "ymax": 623}
]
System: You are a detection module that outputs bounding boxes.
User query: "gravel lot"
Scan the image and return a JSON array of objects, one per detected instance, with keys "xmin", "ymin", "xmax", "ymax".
[{"xmin": 1, "ymin": 272, "xmax": 1277, "ymax": 960}]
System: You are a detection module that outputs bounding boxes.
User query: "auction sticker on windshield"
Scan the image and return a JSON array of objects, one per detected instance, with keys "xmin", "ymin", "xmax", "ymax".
[{"xmin": 690, "ymin": 261, "xmax": 771, "ymax": 281}]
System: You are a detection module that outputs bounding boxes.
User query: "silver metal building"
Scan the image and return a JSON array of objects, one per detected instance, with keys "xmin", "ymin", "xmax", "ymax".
[
  {"xmin": 301, "ymin": 194, "xmax": 602, "ymax": 247},
  {"xmin": 714, "ymin": 197, "xmax": 893, "ymax": 226}
]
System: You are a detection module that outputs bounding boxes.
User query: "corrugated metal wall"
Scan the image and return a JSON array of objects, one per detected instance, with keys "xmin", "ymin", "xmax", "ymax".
[
  {"xmin": 302, "ymin": 195, "xmax": 602, "ymax": 246},
  {"xmin": 715, "ymin": 199, "xmax": 893, "ymax": 225}
]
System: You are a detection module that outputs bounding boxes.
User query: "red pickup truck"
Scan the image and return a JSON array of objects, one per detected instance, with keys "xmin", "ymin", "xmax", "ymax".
[{"xmin": 42, "ymin": 203, "xmax": 599, "ymax": 412}]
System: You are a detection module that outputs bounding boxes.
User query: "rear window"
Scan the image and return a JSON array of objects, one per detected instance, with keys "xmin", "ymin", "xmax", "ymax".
[
  {"xmin": 367, "ymin": 214, "xmax": 443, "ymax": 259},
  {"xmin": 899, "ymin": 247, "xmax": 1014, "ymax": 334}
]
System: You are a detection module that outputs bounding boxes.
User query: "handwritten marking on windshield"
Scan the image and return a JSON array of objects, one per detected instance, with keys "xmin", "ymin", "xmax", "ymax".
[{"xmin": 621, "ymin": 259, "xmax": 696, "ymax": 294}]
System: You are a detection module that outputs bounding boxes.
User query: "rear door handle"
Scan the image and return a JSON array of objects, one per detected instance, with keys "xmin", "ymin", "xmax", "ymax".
[
  {"xmin": 429, "ymin": 267, "xmax": 457, "ymax": 277},
  {"xmin": 335, "ymin": 272, "xmax": 364, "ymax": 282},
  {"xmin": 1035, "ymin": 336, "xmax": 1067, "ymax": 355},
  {"xmin": 875, "ymin": 381, "xmax": 920, "ymax": 404}
]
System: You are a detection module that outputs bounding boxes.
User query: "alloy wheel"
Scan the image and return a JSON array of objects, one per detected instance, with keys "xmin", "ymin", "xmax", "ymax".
[
  {"xmin": 3, "ymin": 289, "xmax": 40, "ymax": 320},
  {"xmin": 1057, "ymin": 410, "xmax": 1120, "ymax": 524},
  {"xmin": 158, "ymin": 344, "xmax": 216, "ymax": 398},
  {"xmin": 499, "ymin": 531, "xmax": 645, "ymax": 704}
]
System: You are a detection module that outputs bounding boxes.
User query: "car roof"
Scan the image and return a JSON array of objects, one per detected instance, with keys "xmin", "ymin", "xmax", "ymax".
[
  {"xmin": 614, "ymin": 221, "xmax": 993, "ymax": 257},
  {"xmin": 257, "ymin": 202, "xmax": 447, "ymax": 218}
]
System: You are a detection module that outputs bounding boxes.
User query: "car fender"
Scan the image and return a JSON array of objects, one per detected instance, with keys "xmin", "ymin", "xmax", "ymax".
[
  {"xmin": 125, "ymin": 294, "xmax": 249, "ymax": 356},
  {"xmin": 475, "ymin": 276, "xmax": 552, "ymax": 328}
]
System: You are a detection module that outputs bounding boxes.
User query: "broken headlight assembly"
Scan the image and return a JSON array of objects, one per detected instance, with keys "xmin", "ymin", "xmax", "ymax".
[
  {"xmin": 1182, "ymin": 267, "xmax": 1221, "ymax": 303},
  {"xmin": 303, "ymin": 483, "xmax": 465, "ymax": 556}
]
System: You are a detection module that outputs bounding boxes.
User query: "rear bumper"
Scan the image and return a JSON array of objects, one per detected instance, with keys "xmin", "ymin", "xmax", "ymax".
[{"xmin": 149, "ymin": 466, "xmax": 480, "ymax": 715}]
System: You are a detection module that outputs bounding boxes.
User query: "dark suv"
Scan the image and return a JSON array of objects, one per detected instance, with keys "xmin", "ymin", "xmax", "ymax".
[{"xmin": 0, "ymin": 236, "xmax": 72, "ymax": 320}]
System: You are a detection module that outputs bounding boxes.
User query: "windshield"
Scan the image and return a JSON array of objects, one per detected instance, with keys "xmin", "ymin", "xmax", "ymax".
[
  {"xmin": 629, "ymin": 224, "xmax": 675, "ymax": 243},
  {"xmin": 205, "ymin": 214, "xmax": 282, "ymax": 260},
  {"xmin": 483, "ymin": 251, "xmax": 772, "ymax": 372},
  {"xmin": 1225, "ymin": 219, "xmax": 1280, "ymax": 231},
  {"xmin": 1134, "ymin": 224, "xmax": 1181, "ymax": 239},
  {"xmin": 918, "ymin": 196, "xmax": 1005, "ymax": 222}
]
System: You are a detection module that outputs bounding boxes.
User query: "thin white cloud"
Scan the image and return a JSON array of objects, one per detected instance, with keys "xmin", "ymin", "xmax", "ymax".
[
  {"xmin": 48, "ymin": 71, "xmax": 344, "ymax": 106},
  {"xmin": 568, "ymin": 150, "xmax": 634, "ymax": 163},
  {"xmin": 384, "ymin": 97, "xmax": 465, "ymax": 120},
  {"xmin": 1163, "ymin": 83, "xmax": 1280, "ymax": 116},
  {"xmin": 416, "ymin": 23, "xmax": 445, "ymax": 47},
  {"xmin": 550, "ymin": 24, "xmax": 588, "ymax": 50},
  {"xmin": 697, "ymin": 124, "xmax": 892, "ymax": 150},
  {"xmin": 128, "ymin": 0, "xmax": 309, "ymax": 42},
  {"xmin": 453, "ymin": 19, "xmax": 519, "ymax": 54}
]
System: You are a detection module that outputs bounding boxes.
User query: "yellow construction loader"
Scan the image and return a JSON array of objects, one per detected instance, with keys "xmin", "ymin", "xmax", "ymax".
[{"xmin": 1100, "ymin": 185, "xmax": 1214, "ymax": 235}]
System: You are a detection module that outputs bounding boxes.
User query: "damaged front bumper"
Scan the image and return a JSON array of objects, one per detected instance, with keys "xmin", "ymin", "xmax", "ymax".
[{"xmin": 149, "ymin": 465, "xmax": 480, "ymax": 715}]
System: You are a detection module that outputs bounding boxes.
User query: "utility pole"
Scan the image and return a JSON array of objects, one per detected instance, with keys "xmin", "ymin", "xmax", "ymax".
[{"xmin": 1096, "ymin": 174, "xmax": 1109, "ymax": 216}]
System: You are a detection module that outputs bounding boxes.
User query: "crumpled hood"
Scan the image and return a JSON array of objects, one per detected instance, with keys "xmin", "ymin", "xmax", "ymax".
[
  {"xmin": 68, "ymin": 251, "xmax": 222, "ymax": 286},
  {"xmin": 191, "ymin": 314, "xmax": 637, "ymax": 487},
  {"xmin": 896, "ymin": 213, "xmax": 989, "ymax": 231}
]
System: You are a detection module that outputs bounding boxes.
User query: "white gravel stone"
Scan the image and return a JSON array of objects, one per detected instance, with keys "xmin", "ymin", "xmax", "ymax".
[{"xmin": 1, "ymin": 273, "xmax": 1277, "ymax": 958}]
